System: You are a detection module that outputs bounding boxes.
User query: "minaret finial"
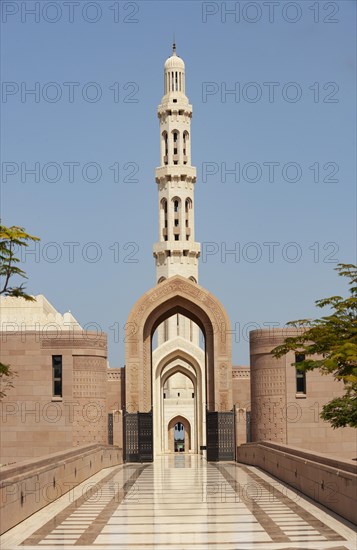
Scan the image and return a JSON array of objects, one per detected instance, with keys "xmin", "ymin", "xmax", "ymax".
[{"xmin": 173, "ymin": 33, "xmax": 176, "ymax": 55}]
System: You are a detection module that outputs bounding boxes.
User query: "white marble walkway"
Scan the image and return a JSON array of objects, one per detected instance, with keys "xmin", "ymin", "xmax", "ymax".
[{"xmin": 1, "ymin": 455, "xmax": 356, "ymax": 549}]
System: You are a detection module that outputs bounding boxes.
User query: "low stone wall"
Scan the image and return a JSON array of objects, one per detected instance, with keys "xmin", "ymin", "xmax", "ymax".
[
  {"xmin": 237, "ymin": 441, "xmax": 357, "ymax": 525},
  {"xmin": 0, "ymin": 444, "xmax": 123, "ymax": 535}
]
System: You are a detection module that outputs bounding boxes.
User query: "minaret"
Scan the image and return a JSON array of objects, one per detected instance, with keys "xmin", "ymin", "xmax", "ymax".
[{"xmin": 153, "ymin": 44, "xmax": 200, "ymax": 283}]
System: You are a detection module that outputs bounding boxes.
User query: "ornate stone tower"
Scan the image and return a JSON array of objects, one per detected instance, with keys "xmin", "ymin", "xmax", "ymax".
[
  {"xmin": 151, "ymin": 46, "xmax": 205, "ymax": 454},
  {"xmin": 153, "ymin": 43, "xmax": 200, "ymax": 283},
  {"xmin": 125, "ymin": 46, "xmax": 234, "ymax": 460}
]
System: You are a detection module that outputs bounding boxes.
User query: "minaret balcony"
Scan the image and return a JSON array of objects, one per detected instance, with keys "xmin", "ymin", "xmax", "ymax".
[
  {"xmin": 158, "ymin": 102, "xmax": 192, "ymax": 117},
  {"xmin": 155, "ymin": 165, "xmax": 196, "ymax": 183},
  {"xmin": 153, "ymin": 241, "xmax": 201, "ymax": 256}
]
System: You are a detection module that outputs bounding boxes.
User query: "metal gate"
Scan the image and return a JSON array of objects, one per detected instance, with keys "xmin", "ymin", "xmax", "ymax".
[
  {"xmin": 206, "ymin": 410, "xmax": 235, "ymax": 461},
  {"xmin": 124, "ymin": 410, "xmax": 153, "ymax": 462},
  {"xmin": 108, "ymin": 413, "xmax": 114, "ymax": 445}
]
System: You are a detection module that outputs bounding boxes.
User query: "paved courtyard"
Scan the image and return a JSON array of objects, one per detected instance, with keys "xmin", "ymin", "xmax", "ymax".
[{"xmin": 1, "ymin": 455, "xmax": 356, "ymax": 550}]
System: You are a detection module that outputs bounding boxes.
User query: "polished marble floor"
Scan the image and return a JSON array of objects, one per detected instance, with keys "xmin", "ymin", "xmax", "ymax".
[{"xmin": 1, "ymin": 455, "xmax": 356, "ymax": 549}]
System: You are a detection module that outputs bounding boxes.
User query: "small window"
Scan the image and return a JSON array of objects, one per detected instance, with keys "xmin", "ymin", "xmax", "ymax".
[
  {"xmin": 295, "ymin": 353, "xmax": 306, "ymax": 394},
  {"xmin": 192, "ymin": 393, "xmax": 194, "ymax": 398},
  {"xmin": 174, "ymin": 219, "xmax": 179, "ymax": 226},
  {"xmin": 174, "ymin": 200, "xmax": 179, "ymax": 212},
  {"xmin": 173, "ymin": 99, "xmax": 177, "ymax": 103},
  {"xmin": 52, "ymin": 355, "xmax": 62, "ymax": 397},
  {"xmin": 177, "ymin": 393, "xmax": 180, "ymax": 397},
  {"xmin": 163, "ymin": 392, "xmax": 166, "ymax": 399},
  {"xmin": 175, "ymin": 235, "xmax": 179, "ymax": 241}
]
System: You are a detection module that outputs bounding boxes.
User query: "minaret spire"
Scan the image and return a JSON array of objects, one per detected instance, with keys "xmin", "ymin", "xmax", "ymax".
[
  {"xmin": 173, "ymin": 34, "xmax": 176, "ymax": 55},
  {"xmin": 153, "ymin": 48, "xmax": 200, "ymax": 284},
  {"xmin": 153, "ymin": 48, "xmax": 201, "ymax": 346}
]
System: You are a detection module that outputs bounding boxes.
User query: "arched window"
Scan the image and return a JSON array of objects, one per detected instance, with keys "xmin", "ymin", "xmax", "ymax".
[
  {"xmin": 162, "ymin": 131, "xmax": 168, "ymax": 165},
  {"xmin": 172, "ymin": 131, "xmax": 179, "ymax": 165},
  {"xmin": 172, "ymin": 197, "xmax": 181, "ymax": 240},
  {"xmin": 185, "ymin": 198, "xmax": 192, "ymax": 241},
  {"xmin": 161, "ymin": 199, "xmax": 168, "ymax": 241},
  {"xmin": 183, "ymin": 131, "xmax": 189, "ymax": 165}
]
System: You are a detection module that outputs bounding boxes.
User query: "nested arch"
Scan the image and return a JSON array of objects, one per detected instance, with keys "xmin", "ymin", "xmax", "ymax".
[
  {"xmin": 161, "ymin": 362, "xmax": 197, "ymax": 389},
  {"xmin": 168, "ymin": 414, "xmax": 191, "ymax": 453},
  {"xmin": 125, "ymin": 275, "xmax": 233, "ymax": 413},
  {"xmin": 155, "ymin": 348, "xmax": 202, "ymax": 389}
]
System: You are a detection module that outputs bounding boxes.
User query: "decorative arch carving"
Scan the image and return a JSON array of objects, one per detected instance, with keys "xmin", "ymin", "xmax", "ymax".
[{"xmin": 125, "ymin": 275, "xmax": 232, "ymax": 413}]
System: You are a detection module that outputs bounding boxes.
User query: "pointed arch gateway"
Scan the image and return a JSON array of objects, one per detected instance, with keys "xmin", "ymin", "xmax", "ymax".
[
  {"xmin": 124, "ymin": 275, "xmax": 235, "ymax": 462},
  {"xmin": 168, "ymin": 415, "xmax": 191, "ymax": 453}
]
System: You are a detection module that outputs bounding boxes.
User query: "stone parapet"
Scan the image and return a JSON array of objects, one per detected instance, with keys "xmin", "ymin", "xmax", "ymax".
[
  {"xmin": 237, "ymin": 441, "xmax": 357, "ymax": 525},
  {"xmin": 0, "ymin": 444, "xmax": 123, "ymax": 535}
]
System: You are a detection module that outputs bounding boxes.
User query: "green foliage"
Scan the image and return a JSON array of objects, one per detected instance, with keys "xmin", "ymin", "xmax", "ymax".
[
  {"xmin": 0, "ymin": 223, "xmax": 40, "ymax": 398},
  {"xmin": 272, "ymin": 264, "xmax": 357, "ymax": 428},
  {"xmin": 321, "ymin": 393, "xmax": 357, "ymax": 429},
  {"xmin": 0, "ymin": 362, "xmax": 17, "ymax": 399},
  {"xmin": 0, "ymin": 223, "xmax": 40, "ymax": 301}
]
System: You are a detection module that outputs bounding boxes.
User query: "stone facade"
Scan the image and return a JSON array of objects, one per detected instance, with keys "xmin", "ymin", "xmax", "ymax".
[
  {"xmin": 250, "ymin": 328, "xmax": 357, "ymax": 459},
  {"xmin": 0, "ymin": 328, "xmax": 108, "ymax": 465}
]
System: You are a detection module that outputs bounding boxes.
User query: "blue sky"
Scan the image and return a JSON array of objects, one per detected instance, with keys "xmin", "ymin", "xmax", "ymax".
[{"xmin": 1, "ymin": 0, "xmax": 356, "ymax": 367}]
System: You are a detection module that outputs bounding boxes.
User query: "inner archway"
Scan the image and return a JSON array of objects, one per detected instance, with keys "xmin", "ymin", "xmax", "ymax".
[
  {"xmin": 153, "ymin": 346, "xmax": 203, "ymax": 456},
  {"xmin": 162, "ymin": 370, "xmax": 195, "ymax": 453},
  {"xmin": 168, "ymin": 415, "xmax": 191, "ymax": 453}
]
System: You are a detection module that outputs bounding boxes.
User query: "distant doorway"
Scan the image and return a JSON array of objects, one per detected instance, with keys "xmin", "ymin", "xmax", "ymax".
[
  {"xmin": 174, "ymin": 422, "xmax": 185, "ymax": 452},
  {"xmin": 168, "ymin": 415, "xmax": 191, "ymax": 453}
]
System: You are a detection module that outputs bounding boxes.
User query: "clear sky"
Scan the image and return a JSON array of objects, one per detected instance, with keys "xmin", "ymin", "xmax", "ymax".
[{"xmin": 1, "ymin": 0, "xmax": 356, "ymax": 367}]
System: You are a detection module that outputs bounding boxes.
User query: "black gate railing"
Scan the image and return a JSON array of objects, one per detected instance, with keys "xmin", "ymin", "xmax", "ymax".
[
  {"xmin": 206, "ymin": 409, "xmax": 235, "ymax": 461},
  {"xmin": 124, "ymin": 410, "xmax": 153, "ymax": 462},
  {"xmin": 108, "ymin": 413, "xmax": 114, "ymax": 445}
]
